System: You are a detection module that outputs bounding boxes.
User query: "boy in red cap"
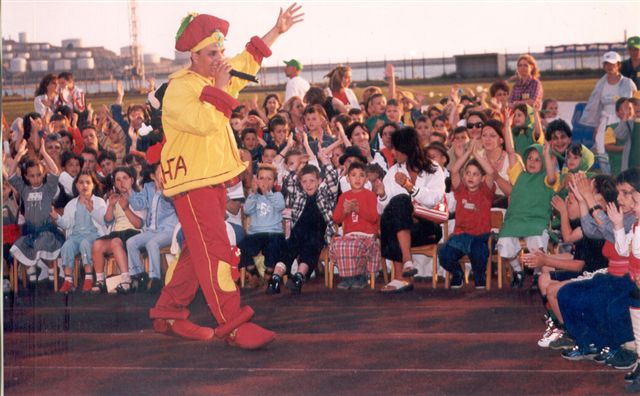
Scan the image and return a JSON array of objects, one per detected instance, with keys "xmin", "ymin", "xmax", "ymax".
[{"xmin": 149, "ymin": 4, "xmax": 303, "ymax": 349}]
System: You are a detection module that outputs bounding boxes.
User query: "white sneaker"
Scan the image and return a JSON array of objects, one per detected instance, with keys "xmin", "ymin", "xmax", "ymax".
[
  {"xmin": 3, "ymin": 278, "xmax": 10, "ymax": 294},
  {"xmin": 538, "ymin": 327, "xmax": 564, "ymax": 348}
]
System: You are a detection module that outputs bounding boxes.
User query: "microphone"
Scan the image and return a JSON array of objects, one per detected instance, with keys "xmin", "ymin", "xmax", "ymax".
[{"xmin": 230, "ymin": 69, "xmax": 259, "ymax": 84}]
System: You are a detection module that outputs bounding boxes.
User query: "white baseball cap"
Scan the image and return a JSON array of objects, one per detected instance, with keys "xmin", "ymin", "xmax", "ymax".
[{"xmin": 602, "ymin": 51, "xmax": 622, "ymax": 64}]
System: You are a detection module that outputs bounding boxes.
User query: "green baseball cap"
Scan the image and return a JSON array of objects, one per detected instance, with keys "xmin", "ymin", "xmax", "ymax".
[
  {"xmin": 628, "ymin": 36, "xmax": 640, "ymax": 49},
  {"xmin": 283, "ymin": 59, "xmax": 303, "ymax": 70}
]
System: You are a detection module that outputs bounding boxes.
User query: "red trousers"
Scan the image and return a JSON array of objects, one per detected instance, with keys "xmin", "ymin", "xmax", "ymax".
[{"xmin": 149, "ymin": 186, "xmax": 243, "ymax": 326}]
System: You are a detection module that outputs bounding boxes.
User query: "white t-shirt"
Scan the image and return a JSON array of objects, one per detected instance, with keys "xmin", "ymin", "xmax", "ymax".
[
  {"xmin": 285, "ymin": 76, "xmax": 311, "ymax": 102},
  {"xmin": 225, "ymin": 181, "xmax": 245, "ymax": 226}
]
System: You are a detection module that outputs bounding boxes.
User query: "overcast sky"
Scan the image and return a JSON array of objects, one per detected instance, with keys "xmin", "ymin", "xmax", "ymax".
[{"xmin": 2, "ymin": 0, "xmax": 639, "ymax": 66}]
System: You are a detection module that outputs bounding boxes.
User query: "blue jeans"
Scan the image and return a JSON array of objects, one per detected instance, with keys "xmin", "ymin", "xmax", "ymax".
[
  {"xmin": 438, "ymin": 233, "xmax": 492, "ymax": 283},
  {"xmin": 61, "ymin": 234, "xmax": 98, "ymax": 268},
  {"xmin": 558, "ymin": 273, "xmax": 634, "ymax": 350},
  {"xmin": 126, "ymin": 230, "xmax": 173, "ymax": 279}
]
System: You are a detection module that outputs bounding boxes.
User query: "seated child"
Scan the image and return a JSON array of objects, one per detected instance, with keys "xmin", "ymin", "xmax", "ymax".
[
  {"xmin": 126, "ymin": 164, "xmax": 179, "ymax": 292},
  {"xmin": 330, "ymin": 162, "xmax": 381, "ymax": 289},
  {"xmin": 558, "ymin": 143, "xmax": 594, "ymax": 197},
  {"xmin": 268, "ymin": 148, "xmax": 339, "ymax": 294},
  {"xmin": 438, "ymin": 141, "xmax": 495, "ymax": 289},
  {"xmin": 52, "ymin": 171, "xmax": 107, "ymax": 293},
  {"xmin": 91, "ymin": 167, "xmax": 144, "ymax": 293},
  {"xmin": 6, "ymin": 142, "xmax": 64, "ymax": 285},
  {"xmin": 238, "ymin": 164, "xmax": 286, "ymax": 289}
]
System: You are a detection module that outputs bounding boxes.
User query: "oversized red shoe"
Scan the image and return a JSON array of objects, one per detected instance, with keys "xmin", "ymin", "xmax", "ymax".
[
  {"xmin": 153, "ymin": 318, "xmax": 215, "ymax": 341},
  {"xmin": 225, "ymin": 322, "xmax": 275, "ymax": 350}
]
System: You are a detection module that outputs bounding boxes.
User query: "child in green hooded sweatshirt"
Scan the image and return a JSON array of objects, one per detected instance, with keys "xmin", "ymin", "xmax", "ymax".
[
  {"xmin": 512, "ymin": 103, "xmax": 545, "ymax": 159},
  {"xmin": 495, "ymin": 107, "xmax": 560, "ymax": 288},
  {"xmin": 557, "ymin": 143, "xmax": 595, "ymax": 198}
]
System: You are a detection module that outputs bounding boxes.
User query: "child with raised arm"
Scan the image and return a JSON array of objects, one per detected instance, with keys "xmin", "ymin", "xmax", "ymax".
[
  {"xmin": 330, "ymin": 162, "xmax": 381, "ymax": 289},
  {"xmin": 438, "ymin": 140, "xmax": 495, "ymax": 289},
  {"xmin": 497, "ymin": 108, "xmax": 559, "ymax": 288},
  {"xmin": 6, "ymin": 140, "xmax": 65, "ymax": 285},
  {"xmin": 238, "ymin": 164, "xmax": 287, "ymax": 288},
  {"xmin": 268, "ymin": 147, "xmax": 339, "ymax": 294}
]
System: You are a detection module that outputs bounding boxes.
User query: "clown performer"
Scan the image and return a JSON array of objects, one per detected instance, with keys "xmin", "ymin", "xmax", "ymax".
[{"xmin": 149, "ymin": 4, "xmax": 304, "ymax": 349}]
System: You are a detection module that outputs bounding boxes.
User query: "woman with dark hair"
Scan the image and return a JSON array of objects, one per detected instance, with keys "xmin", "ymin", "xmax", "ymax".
[
  {"xmin": 34, "ymin": 73, "xmax": 59, "ymax": 116},
  {"xmin": 372, "ymin": 127, "xmax": 446, "ymax": 293},
  {"xmin": 304, "ymin": 86, "xmax": 346, "ymax": 121},
  {"xmin": 262, "ymin": 94, "xmax": 282, "ymax": 121},
  {"xmin": 91, "ymin": 166, "xmax": 144, "ymax": 293},
  {"xmin": 325, "ymin": 65, "xmax": 359, "ymax": 109},
  {"xmin": 480, "ymin": 119, "xmax": 510, "ymax": 207}
]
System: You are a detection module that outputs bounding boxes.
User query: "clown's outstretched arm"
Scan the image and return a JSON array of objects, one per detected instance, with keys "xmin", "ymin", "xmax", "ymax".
[{"xmin": 261, "ymin": 3, "xmax": 304, "ymax": 48}]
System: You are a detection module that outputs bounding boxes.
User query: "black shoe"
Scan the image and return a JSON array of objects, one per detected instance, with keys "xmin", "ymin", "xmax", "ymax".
[
  {"xmin": 607, "ymin": 348, "xmax": 638, "ymax": 370},
  {"xmin": 561, "ymin": 344, "xmax": 599, "ymax": 361},
  {"xmin": 530, "ymin": 273, "xmax": 540, "ymax": 291},
  {"xmin": 625, "ymin": 363, "xmax": 640, "ymax": 383},
  {"xmin": 450, "ymin": 272, "xmax": 464, "ymax": 289},
  {"xmin": 146, "ymin": 278, "xmax": 163, "ymax": 294},
  {"xmin": 549, "ymin": 333, "xmax": 576, "ymax": 350},
  {"xmin": 474, "ymin": 277, "xmax": 486, "ymax": 290},
  {"xmin": 511, "ymin": 271, "xmax": 524, "ymax": 289},
  {"xmin": 91, "ymin": 281, "xmax": 107, "ymax": 294},
  {"xmin": 266, "ymin": 274, "xmax": 282, "ymax": 295},
  {"xmin": 131, "ymin": 272, "xmax": 149, "ymax": 292},
  {"xmin": 286, "ymin": 272, "xmax": 305, "ymax": 295}
]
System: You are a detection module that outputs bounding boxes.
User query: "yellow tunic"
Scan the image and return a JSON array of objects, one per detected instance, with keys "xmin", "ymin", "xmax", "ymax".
[{"xmin": 160, "ymin": 46, "xmax": 263, "ymax": 197}]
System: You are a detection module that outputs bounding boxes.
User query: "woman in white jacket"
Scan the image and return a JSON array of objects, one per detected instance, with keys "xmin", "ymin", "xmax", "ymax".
[
  {"xmin": 51, "ymin": 171, "xmax": 107, "ymax": 293},
  {"xmin": 580, "ymin": 51, "xmax": 637, "ymax": 174},
  {"xmin": 373, "ymin": 127, "xmax": 446, "ymax": 293}
]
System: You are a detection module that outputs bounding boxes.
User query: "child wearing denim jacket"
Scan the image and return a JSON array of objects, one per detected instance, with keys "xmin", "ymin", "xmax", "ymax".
[
  {"xmin": 126, "ymin": 163, "xmax": 179, "ymax": 292},
  {"xmin": 238, "ymin": 164, "xmax": 286, "ymax": 288}
]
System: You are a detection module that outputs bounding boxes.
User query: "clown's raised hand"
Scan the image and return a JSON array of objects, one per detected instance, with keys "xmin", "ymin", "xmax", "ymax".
[{"xmin": 275, "ymin": 3, "xmax": 304, "ymax": 34}]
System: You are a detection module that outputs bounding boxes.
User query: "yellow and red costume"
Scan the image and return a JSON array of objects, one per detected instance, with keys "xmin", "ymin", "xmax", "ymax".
[{"xmin": 149, "ymin": 13, "xmax": 275, "ymax": 349}]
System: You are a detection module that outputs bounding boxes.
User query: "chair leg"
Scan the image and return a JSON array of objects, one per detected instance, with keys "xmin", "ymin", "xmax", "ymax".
[
  {"xmin": 53, "ymin": 259, "xmax": 59, "ymax": 291},
  {"xmin": 11, "ymin": 258, "xmax": 18, "ymax": 293},
  {"xmin": 20, "ymin": 264, "xmax": 28, "ymax": 288},
  {"xmin": 240, "ymin": 268, "xmax": 246, "ymax": 288},
  {"xmin": 486, "ymin": 259, "xmax": 492, "ymax": 291},
  {"xmin": 73, "ymin": 256, "xmax": 81, "ymax": 288},
  {"xmin": 444, "ymin": 271, "xmax": 450, "ymax": 289},
  {"xmin": 328, "ymin": 260, "xmax": 334, "ymax": 289},
  {"xmin": 324, "ymin": 258, "xmax": 329, "ymax": 288},
  {"xmin": 370, "ymin": 272, "xmax": 375, "ymax": 289},
  {"xmin": 497, "ymin": 256, "xmax": 503, "ymax": 289},
  {"xmin": 431, "ymin": 251, "xmax": 438, "ymax": 289},
  {"xmin": 381, "ymin": 259, "xmax": 390, "ymax": 284}
]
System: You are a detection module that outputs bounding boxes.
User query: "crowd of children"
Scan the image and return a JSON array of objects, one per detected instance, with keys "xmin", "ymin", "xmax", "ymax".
[{"xmin": 3, "ymin": 51, "xmax": 640, "ymax": 390}]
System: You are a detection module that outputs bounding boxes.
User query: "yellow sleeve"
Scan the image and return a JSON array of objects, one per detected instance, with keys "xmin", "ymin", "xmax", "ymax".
[
  {"xmin": 507, "ymin": 161, "xmax": 523, "ymax": 185},
  {"xmin": 228, "ymin": 50, "xmax": 261, "ymax": 98},
  {"xmin": 604, "ymin": 126, "xmax": 617, "ymax": 145},
  {"xmin": 544, "ymin": 171, "xmax": 561, "ymax": 192},
  {"xmin": 162, "ymin": 75, "xmax": 233, "ymax": 138}
]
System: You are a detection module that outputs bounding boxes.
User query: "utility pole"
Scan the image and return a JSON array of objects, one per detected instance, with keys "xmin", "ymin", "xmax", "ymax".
[{"xmin": 128, "ymin": 0, "xmax": 145, "ymax": 89}]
